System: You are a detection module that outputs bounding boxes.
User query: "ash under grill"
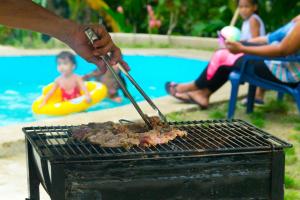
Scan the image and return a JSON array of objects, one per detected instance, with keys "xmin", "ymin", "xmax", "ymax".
[
  {"xmin": 24, "ymin": 119, "xmax": 292, "ymax": 200},
  {"xmin": 24, "ymin": 119, "xmax": 290, "ymax": 162}
]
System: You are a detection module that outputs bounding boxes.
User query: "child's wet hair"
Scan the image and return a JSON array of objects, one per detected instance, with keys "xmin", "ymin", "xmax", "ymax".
[
  {"xmin": 237, "ymin": 0, "xmax": 258, "ymax": 5},
  {"xmin": 56, "ymin": 51, "xmax": 76, "ymax": 65}
]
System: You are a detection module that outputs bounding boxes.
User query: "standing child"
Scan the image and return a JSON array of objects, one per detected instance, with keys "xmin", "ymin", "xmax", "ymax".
[
  {"xmin": 40, "ymin": 51, "xmax": 91, "ymax": 108},
  {"xmin": 239, "ymin": 0, "xmax": 265, "ymax": 41}
]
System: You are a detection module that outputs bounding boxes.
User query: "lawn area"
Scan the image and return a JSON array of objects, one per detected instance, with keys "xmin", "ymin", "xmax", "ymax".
[{"xmin": 166, "ymin": 91, "xmax": 300, "ymax": 200}]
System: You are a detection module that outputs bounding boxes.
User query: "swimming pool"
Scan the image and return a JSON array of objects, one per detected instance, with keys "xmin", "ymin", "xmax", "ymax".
[{"xmin": 0, "ymin": 55, "xmax": 206, "ymax": 126}]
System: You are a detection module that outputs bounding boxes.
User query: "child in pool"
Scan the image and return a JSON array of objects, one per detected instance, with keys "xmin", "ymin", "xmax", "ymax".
[
  {"xmin": 40, "ymin": 51, "xmax": 91, "ymax": 108},
  {"xmin": 83, "ymin": 65, "xmax": 127, "ymax": 103}
]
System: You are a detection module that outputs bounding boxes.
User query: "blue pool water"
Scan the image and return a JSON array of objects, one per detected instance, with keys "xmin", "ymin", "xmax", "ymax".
[{"xmin": 0, "ymin": 55, "xmax": 206, "ymax": 126}]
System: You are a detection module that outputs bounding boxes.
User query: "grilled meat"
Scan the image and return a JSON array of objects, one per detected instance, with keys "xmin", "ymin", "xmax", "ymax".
[
  {"xmin": 71, "ymin": 116, "xmax": 187, "ymax": 148},
  {"xmin": 139, "ymin": 129, "xmax": 187, "ymax": 147}
]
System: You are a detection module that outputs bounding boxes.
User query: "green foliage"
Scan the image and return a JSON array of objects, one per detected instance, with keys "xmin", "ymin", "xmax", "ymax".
[
  {"xmin": 257, "ymin": 0, "xmax": 300, "ymax": 32},
  {"xmin": 121, "ymin": 0, "xmax": 148, "ymax": 33},
  {"xmin": 1, "ymin": 0, "xmax": 299, "ymax": 48},
  {"xmin": 33, "ymin": 0, "xmax": 47, "ymax": 7},
  {"xmin": 66, "ymin": 0, "xmax": 86, "ymax": 21},
  {"xmin": 156, "ymin": 0, "xmax": 232, "ymax": 36}
]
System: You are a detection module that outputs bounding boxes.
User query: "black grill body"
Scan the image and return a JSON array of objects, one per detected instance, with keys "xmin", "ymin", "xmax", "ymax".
[{"xmin": 23, "ymin": 119, "xmax": 292, "ymax": 200}]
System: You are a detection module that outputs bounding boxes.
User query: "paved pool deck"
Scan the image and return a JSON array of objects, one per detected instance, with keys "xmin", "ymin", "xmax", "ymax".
[{"xmin": 0, "ymin": 46, "xmax": 248, "ymax": 152}]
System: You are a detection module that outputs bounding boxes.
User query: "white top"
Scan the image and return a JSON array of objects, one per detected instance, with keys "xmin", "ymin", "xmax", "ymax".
[{"xmin": 241, "ymin": 14, "xmax": 266, "ymax": 41}]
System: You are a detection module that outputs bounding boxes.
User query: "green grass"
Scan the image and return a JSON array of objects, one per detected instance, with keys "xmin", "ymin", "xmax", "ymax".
[
  {"xmin": 290, "ymin": 134, "xmax": 300, "ymax": 144},
  {"xmin": 285, "ymin": 147, "xmax": 297, "ymax": 165},
  {"xmin": 249, "ymin": 111, "xmax": 265, "ymax": 128},
  {"xmin": 260, "ymin": 99, "xmax": 289, "ymax": 114},
  {"xmin": 167, "ymin": 111, "xmax": 187, "ymax": 122},
  {"xmin": 285, "ymin": 175, "xmax": 298, "ymax": 189},
  {"xmin": 166, "ymin": 91, "xmax": 300, "ymax": 198},
  {"xmin": 294, "ymin": 124, "xmax": 300, "ymax": 132},
  {"xmin": 285, "ymin": 190, "xmax": 300, "ymax": 200},
  {"xmin": 208, "ymin": 109, "xmax": 226, "ymax": 119}
]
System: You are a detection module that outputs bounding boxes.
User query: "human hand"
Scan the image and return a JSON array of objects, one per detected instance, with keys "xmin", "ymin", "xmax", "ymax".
[
  {"xmin": 225, "ymin": 41, "xmax": 244, "ymax": 54},
  {"xmin": 65, "ymin": 23, "xmax": 129, "ymax": 73}
]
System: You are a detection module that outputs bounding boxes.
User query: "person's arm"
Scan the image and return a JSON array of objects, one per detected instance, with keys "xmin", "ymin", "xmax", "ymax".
[
  {"xmin": 0, "ymin": 0, "xmax": 127, "ymax": 71},
  {"xmin": 249, "ymin": 17, "xmax": 260, "ymax": 38},
  {"xmin": 77, "ymin": 76, "xmax": 92, "ymax": 103},
  {"xmin": 82, "ymin": 70, "xmax": 102, "ymax": 80},
  {"xmin": 248, "ymin": 36, "xmax": 268, "ymax": 44},
  {"xmin": 226, "ymin": 22, "xmax": 300, "ymax": 57},
  {"xmin": 39, "ymin": 81, "xmax": 59, "ymax": 108}
]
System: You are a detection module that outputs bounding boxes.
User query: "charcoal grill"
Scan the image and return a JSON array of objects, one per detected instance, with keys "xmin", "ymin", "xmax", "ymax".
[{"xmin": 24, "ymin": 119, "xmax": 292, "ymax": 200}]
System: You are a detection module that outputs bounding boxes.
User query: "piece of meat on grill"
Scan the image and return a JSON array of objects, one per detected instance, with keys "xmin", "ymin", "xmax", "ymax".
[
  {"xmin": 139, "ymin": 129, "xmax": 187, "ymax": 147},
  {"xmin": 71, "ymin": 116, "xmax": 187, "ymax": 148},
  {"xmin": 87, "ymin": 132, "xmax": 140, "ymax": 148}
]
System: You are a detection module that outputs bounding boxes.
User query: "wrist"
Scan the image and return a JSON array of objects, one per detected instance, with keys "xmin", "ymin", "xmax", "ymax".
[{"xmin": 240, "ymin": 45, "xmax": 247, "ymax": 54}]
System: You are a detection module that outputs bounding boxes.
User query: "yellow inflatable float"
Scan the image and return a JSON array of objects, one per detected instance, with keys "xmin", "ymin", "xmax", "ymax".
[{"xmin": 32, "ymin": 81, "xmax": 107, "ymax": 116}]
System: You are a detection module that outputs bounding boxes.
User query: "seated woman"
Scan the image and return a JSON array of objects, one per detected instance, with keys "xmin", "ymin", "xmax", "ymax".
[
  {"xmin": 166, "ymin": 17, "xmax": 300, "ymax": 109},
  {"xmin": 166, "ymin": 0, "xmax": 266, "ymax": 108}
]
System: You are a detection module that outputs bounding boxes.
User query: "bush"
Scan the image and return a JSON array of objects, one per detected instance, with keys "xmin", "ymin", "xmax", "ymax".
[{"xmin": 1, "ymin": 0, "xmax": 300, "ymax": 47}]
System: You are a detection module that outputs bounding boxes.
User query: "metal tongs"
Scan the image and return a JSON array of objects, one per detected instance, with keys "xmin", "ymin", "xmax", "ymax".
[{"xmin": 84, "ymin": 28, "xmax": 168, "ymax": 129}]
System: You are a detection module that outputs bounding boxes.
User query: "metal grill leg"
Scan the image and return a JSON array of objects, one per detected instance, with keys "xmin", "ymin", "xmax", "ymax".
[
  {"xmin": 25, "ymin": 139, "xmax": 40, "ymax": 200},
  {"xmin": 271, "ymin": 150, "xmax": 284, "ymax": 200},
  {"xmin": 50, "ymin": 164, "xmax": 65, "ymax": 200}
]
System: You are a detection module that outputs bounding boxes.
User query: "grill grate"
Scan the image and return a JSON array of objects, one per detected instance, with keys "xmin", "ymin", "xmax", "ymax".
[{"xmin": 23, "ymin": 119, "xmax": 292, "ymax": 162}]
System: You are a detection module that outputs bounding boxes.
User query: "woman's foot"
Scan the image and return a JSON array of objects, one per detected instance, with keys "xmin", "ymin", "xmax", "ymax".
[
  {"xmin": 165, "ymin": 82, "xmax": 198, "ymax": 95},
  {"xmin": 174, "ymin": 90, "xmax": 210, "ymax": 109},
  {"xmin": 165, "ymin": 82, "xmax": 178, "ymax": 96}
]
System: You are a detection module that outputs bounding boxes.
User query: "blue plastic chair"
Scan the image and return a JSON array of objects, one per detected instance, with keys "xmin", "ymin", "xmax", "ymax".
[{"xmin": 227, "ymin": 54, "xmax": 300, "ymax": 119}]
